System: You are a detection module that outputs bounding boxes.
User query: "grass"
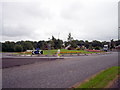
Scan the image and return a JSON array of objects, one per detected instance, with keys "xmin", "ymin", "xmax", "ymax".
[
  {"xmin": 76, "ymin": 66, "xmax": 120, "ymax": 88},
  {"xmin": 43, "ymin": 49, "xmax": 102, "ymax": 55}
]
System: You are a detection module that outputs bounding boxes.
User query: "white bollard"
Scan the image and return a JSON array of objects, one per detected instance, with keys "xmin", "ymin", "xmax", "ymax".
[{"xmin": 57, "ymin": 49, "xmax": 60, "ymax": 57}]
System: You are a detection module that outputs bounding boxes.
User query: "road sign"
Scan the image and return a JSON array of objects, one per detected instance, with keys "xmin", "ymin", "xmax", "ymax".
[{"xmin": 32, "ymin": 50, "xmax": 43, "ymax": 55}]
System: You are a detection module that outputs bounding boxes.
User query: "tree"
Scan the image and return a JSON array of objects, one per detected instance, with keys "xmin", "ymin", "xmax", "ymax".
[
  {"xmin": 91, "ymin": 40, "xmax": 102, "ymax": 49},
  {"xmin": 51, "ymin": 36, "xmax": 56, "ymax": 49},
  {"xmin": 14, "ymin": 45, "xmax": 23, "ymax": 52},
  {"xmin": 2, "ymin": 38, "xmax": 117, "ymax": 52},
  {"xmin": 2, "ymin": 41, "xmax": 15, "ymax": 52},
  {"xmin": 71, "ymin": 40, "xmax": 77, "ymax": 48},
  {"xmin": 78, "ymin": 40, "xmax": 84, "ymax": 46},
  {"xmin": 22, "ymin": 41, "xmax": 33, "ymax": 51},
  {"xmin": 64, "ymin": 41, "xmax": 69, "ymax": 47},
  {"xmin": 32, "ymin": 41, "xmax": 38, "ymax": 49},
  {"xmin": 84, "ymin": 40, "xmax": 89, "ymax": 49},
  {"xmin": 110, "ymin": 39, "xmax": 115, "ymax": 50},
  {"xmin": 38, "ymin": 41, "xmax": 48, "ymax": 50},
  {"xmin": 67, "ymin": 33, "xmax": 73, "ymax": 43},
  {"xmin": 54, "ymin": 39, "xmax": 63, "ymax": 49}
]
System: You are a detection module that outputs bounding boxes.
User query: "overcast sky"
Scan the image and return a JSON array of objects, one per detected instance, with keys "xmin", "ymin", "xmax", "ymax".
[{"xmin": 0, "ymin": 0, "xmax": 119, "ymax": 42}]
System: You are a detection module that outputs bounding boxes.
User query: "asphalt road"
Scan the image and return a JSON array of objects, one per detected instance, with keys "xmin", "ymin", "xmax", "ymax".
[
  {"xmin": 2, "ymin": 52, "xmax": 110, "ymax": 68},
  {"xmin": 2, "ymin": 57, "xmax": 64, "ymax": 68},
  {"xmin": 2, "ymin": 52, "xmax": 118, "ymax": 88}
]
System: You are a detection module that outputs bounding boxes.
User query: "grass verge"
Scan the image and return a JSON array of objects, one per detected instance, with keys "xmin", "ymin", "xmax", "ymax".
[
  {"xmin": 43, "ymin": 49, "xmax": 103, "ymax": 55},
  {"xmin": 75, "ymin": 66, "xmax": 120, "ymax": 88}
]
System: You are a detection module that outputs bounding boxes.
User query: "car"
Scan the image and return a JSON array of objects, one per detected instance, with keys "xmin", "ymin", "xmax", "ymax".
[{"xmin": 103, "ymin": 45, "xmax": 108, "ymax": 52}]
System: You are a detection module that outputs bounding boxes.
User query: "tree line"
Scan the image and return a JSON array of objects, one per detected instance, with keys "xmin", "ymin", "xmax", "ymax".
[{"xmin": 1, "ymin": 33, "xmax": 120, "ymax": 52}]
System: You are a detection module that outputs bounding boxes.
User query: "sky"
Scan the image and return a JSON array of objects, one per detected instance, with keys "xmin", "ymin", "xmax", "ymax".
[{"xmin": 0, "ymin": 0, "xmax": 119, "ymax": 42}]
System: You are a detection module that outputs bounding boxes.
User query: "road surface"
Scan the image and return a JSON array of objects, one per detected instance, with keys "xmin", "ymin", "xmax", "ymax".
[
  {"xmin": 2, "ymin": 57, "xmax": 64, "ymax": 68},
  {"xmin": 2, "ymin": 52, "xmax": 118, "ymax": 88}
]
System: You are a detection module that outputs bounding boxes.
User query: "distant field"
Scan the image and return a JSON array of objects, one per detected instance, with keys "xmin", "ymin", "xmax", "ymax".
[{"xmin": 8, "ymin": 49, "xmax": 104, "ymax": 55}]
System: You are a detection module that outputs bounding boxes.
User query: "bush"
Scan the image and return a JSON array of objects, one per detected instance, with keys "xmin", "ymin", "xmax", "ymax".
[{"xmin": 95, "ymin": 46, "xmax": 100, "ymax": 50}]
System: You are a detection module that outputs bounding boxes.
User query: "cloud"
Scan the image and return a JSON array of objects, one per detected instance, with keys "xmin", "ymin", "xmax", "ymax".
[
  {"xmin": 3, "ymin": 24, "xmax": 33, "ymax": 37},
  {"xmin": 60, "ymin": 1, "xmax": 118, "ymax": 40},
  {"xmin": 1, "ymin": 0, "xmax": 119, "ymax": 42}
]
